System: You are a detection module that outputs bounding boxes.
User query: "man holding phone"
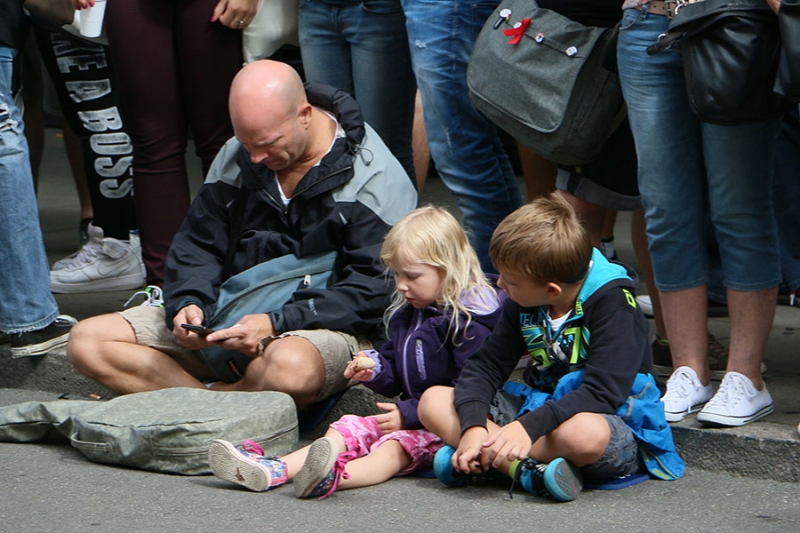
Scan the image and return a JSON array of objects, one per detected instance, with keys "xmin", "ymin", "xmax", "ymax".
[{"xmin": 66, "ymin": 61, "xmax": 417, "ymax": 408}]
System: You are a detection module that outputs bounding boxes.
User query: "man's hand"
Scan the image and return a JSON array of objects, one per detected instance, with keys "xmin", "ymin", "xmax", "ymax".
[
  {"xmin": 205, "ymin": 313, "xmax": 275, "ymax": 357},
  {"xmin": 172, "ymin": 305, "xmax": 210, "ymax": 351},
  {"xmin": 211, "ymin": 0, "xmax": 258, "ymax": 29},
  {"xmin": 481, "ymin": 420, "xmax": 533, "ymax": 469},
  {"xmin": 71, "ymin": 0, "xmax": 92, "ymax": 9},
  {"xmin": 453, "ymin": 426, "xmax": 489, "ymax": 474},
  {"xmin": 374, "ymin": 402, "xmax": 404, "ymax": 434}
]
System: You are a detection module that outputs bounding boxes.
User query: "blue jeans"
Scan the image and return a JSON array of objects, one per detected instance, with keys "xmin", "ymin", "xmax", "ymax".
[
  {"xmin": 617, "ymin": 9, "xmax": 781, "ymax": 292},
  {"xmin": 298, "ymin": 0, "xmax": 417, "ymax": 182},
  {"xmin": 0, "ymin": 44, "xmax": 59, "ymax": 332},
  {"xmin": 401, "ymin": 0, "xmax": 523, "ymax": 271},
  {"xmin": 773, "ymin": 106, "xmax": 800, "ymax": 293}
]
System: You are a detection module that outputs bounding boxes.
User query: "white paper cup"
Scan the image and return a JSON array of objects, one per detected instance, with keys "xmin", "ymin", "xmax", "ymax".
[{"xmin": 79, "ymin": 0, "xmax": 107, "ymax": 39}]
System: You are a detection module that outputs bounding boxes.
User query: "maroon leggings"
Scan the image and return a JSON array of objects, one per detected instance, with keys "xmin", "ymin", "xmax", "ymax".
[{"xmin": 105, "ymin": 0, "xmax": 242, "ymax": 285}]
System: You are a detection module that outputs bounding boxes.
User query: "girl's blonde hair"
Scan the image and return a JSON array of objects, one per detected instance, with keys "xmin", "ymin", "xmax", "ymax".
[{"xmin": 380, "ymin": 205, "xmax": 495, "ymax": 343}]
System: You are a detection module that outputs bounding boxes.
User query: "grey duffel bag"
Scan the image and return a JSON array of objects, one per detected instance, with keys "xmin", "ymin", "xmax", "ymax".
[{"xmin": 0, "ymin": 388, "xmax": 298, "ymax": 475}]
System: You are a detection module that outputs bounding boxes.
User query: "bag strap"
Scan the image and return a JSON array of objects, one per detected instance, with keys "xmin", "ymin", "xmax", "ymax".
[{"xmin": 222, "ymin": 186, "xmax": 249, "ymax": 280}]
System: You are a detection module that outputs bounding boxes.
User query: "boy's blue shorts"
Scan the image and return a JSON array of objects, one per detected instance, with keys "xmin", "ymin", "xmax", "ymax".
[{"xmin": 489, "ymin": 383, "xmax": 646, "ymax": 481}]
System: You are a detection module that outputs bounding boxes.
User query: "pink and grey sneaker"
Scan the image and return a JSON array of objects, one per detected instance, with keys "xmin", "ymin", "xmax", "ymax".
[
  {"xmin": 293, "ymin": 437, "xmax": 356, "ymax": 500},
  {"xmin": 208, "ymin": 439, "xmax": 288, "ymax": 492}
]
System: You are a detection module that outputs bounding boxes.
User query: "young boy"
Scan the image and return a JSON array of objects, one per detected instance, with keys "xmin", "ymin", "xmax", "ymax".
[{"xmin": 417, "ymin": 193, "xmax": 684, "ymax": 502}]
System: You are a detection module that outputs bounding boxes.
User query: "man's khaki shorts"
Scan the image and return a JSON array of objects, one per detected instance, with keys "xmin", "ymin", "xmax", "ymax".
[{"xmin": 118, "ymin": 305, "xmax": 373, "ymax": 401}]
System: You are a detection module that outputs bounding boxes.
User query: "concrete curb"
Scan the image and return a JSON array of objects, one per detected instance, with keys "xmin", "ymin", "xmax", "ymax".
[
  {"xmin": 671, "ymin": 421, "xmax": 800, "ymax": 483},
  {"xmin": 2, "ymin": 345, "xmax": 799, "ymax": 483}
]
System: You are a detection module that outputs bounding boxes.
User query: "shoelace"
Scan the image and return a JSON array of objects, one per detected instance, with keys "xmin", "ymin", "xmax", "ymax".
[
  {"xmin": 241, "ymin": 440, "xmax": 265, "ymax": 455},
  {"xmin": 664, "ymin": 368, "xmax": 702, "ymax": 415},
  {"xmin": 59, "ymin": 240, "xmax": 104, "ymax": 269},
  {"xmin": 317, "ymin": 451, "xmax": 357, "ymax": 501},
  {"xmin": 124, "ymin": 286, "xmax": 164, "ymax": 308},
  {"xmin": 705, "ymin": 373, "xmax": 753, "ymax": 410},
  {"xmin": 508, "ymin": 459, "xmax": 544, "ymax": 499}
]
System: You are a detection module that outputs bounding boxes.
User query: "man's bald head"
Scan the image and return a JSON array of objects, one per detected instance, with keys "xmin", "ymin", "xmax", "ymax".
[
  {"xmin": 228, "ymin": 60, "xmax": 326, "ymax": 172},
  {"xmin": 229, "ymin": 60, "xmax": 308, "ymax": 129}
]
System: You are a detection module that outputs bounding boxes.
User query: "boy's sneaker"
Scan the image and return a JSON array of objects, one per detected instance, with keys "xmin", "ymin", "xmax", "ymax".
[
  {"xmin": 433, "ymin": 445, "xmax": 507, "ymax": 487},
  {"xmin": 652, "ymin": 334, "xmax": 765, "ymax": 381},
  {"xmin": 293, "ymin": 437, "xmax": 355, "ymax": 500},
  {"xmin": 9, "ymin": 315, "xmax": 78, "ymax": 358},
  {"xmin": 661, "ymin": 366, "xmax": 714, "ymax": 422},
  {"xmin": 696, "ymin": 372, "xmax": 774, "ymax": 427},
  {"xmin": 51, "ymin": 224, "xmax": 145, "ymax": 293},
  {"xmin": 511, "ymin": 457, "xmax": 583, "ymax": 502},
  {"xmin": 433, "ymin": 445, "xmax": 465, "ymax": 487},
  {"xmin": 207, "ymin": 439, "xmax": 288, "ymax": 492},
  {"xmin": 124, "ymin": 285, "xmax": 164, "ymax": 308}
]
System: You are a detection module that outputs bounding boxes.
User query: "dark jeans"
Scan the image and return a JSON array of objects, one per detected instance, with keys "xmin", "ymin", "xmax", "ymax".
[{"xmin": 105, "ymin": 0, "xmax": 242, "ymax": 284}]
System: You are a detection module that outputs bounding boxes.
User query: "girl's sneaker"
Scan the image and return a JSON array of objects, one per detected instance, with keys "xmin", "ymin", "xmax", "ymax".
[
  {"xmin": 510, "ymin": 457, "xmax": 583, "ymax": 502},
  {"xmin": 208, "ymin": 439, "xmax": 288, "ymax": 492},
  {"xmin": 293, "ymin": 437, "xmax": 355, "ymax": 500}
]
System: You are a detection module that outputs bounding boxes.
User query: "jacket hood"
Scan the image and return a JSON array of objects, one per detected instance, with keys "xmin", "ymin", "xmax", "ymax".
[{"xmin": 579, "ymin": 248, "xmax": 639, "ymax": 308}]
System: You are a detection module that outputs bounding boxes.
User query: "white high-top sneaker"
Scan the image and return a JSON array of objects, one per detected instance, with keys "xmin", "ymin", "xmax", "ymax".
[{"xmin": 51, "ymin": 224, "xmax": 145, "ymax": 293}]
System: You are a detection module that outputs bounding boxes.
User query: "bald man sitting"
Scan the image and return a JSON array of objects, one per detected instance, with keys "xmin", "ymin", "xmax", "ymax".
[{"xmin": 67, "ymin": 60, "xmax": 417, "ymax": 408}]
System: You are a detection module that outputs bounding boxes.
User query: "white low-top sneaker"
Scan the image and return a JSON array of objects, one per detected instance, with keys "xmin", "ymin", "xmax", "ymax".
[
  {"xmin": 635, "ymin": 295, "xmax": 654, "ymax": 317},
  {"xmin": 697, "ymin": 371, "xmax": 774, "ymax": 427},
  {"xmin": 51, "ymin": 224, "xmax": 145, "ymax": 293},
  {"xmin": 661, "ymin": 366, "xmax": 714, "ymax": 422}
]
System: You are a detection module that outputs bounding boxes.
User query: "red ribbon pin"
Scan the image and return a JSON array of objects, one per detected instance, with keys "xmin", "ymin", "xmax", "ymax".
[{"xmin": 502, "ymin": 18, "xmax": 531, "ymax": 45}]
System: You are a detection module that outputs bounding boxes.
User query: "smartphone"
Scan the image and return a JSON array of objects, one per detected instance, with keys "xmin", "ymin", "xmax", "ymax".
[{"xmin": 181, "ymin": 324, "xmax": 214, "ymax": 336}]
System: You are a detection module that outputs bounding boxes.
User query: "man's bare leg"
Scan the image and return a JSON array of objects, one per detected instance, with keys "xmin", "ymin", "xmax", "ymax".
[
  {"xmin": 212, "ymin": 336, "xmax": 327, "ymax": 408},
  {"xmin": 67, "ymin": 314, "xmax": 207, "ymax": 394}
]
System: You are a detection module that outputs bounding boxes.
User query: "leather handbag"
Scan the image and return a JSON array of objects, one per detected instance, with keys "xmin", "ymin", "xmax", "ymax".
[
  {"xmin": 775, "ymin": 0, "xmax": 800, "ymax": 102},
  {"xmin": 647, "ymin": 0, "xmax": 790, "ymax": 125},
  {"xmin": 467, "ymin": 0, "xmax": 624, "ymax": 166}
]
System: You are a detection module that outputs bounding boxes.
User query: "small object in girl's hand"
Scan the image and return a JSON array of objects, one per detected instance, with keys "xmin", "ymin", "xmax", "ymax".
[{"xmin": 347, "ymin": 356, "xmax": 376, "ymax": 372}]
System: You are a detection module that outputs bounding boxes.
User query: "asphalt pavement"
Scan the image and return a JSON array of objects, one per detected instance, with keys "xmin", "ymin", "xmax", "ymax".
[{"xmin": 0, "ymin": 130, "xmax": 799, "ymax": 532}]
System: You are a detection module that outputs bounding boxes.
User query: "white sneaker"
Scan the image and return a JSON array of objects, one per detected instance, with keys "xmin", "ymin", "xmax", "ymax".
[
  {"xmin": 696, "ymin": 371, "xmax": 774, "ymax": 427},
  {"xmin": 661, "ymin": 366, "xmax": 714, "ymax": 422},
  {"xmin": 50, "ymin": 224, "xmax": 145, "ymax": 293},
  {"xmin": 124, "ymin": 285, "xmax": 164, "ymax": 308},
  {"xmin": 636, "ymin": 295, "xmax": 654, "ymax": 317}
]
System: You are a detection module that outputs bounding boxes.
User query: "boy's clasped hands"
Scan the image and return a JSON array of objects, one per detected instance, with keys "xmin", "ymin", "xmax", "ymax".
[{"xmin": 455, "ymin": 421, "xmax": 532, "ymax": 473}]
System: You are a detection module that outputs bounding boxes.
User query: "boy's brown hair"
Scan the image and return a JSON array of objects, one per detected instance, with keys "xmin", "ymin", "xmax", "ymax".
[{"xmin": 489, "ymin": 192, "xmax": 593, "ymax": 285}]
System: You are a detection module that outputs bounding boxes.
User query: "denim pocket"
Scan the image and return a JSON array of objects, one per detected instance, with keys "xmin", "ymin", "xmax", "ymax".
[
  {"xmin": 471, "ymin": 2, "xmax": 500, "ymax": 26},
  {"xmin": 620, "ymin": 7, "xmax": 644, "ymax": 32}
]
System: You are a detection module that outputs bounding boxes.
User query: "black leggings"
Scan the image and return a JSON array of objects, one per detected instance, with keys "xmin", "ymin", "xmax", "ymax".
[{"xmin": 32, "ymin": 23, "xmax": 135, "ymax": 241}]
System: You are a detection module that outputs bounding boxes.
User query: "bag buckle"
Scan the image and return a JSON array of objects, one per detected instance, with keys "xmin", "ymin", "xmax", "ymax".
[{"xmin": 666, "ymin": 0, "xmax": 681, "ymax": 18}]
